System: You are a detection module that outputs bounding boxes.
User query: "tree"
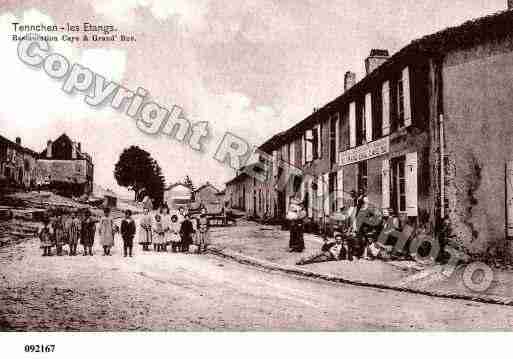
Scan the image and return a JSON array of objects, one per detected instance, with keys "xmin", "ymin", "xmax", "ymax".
[
  {"xmin": 145, "ymin": 160, "xmax": 166, "ymax": 208},
  {"xmin": 114, "ymin": 146, "xmax": 166, "ymax": 204}
]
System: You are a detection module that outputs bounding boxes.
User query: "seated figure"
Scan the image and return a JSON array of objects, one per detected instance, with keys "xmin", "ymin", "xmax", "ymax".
[{"xmin": 296, "ymin": 232, "xmax": 348, "ymax": 266}]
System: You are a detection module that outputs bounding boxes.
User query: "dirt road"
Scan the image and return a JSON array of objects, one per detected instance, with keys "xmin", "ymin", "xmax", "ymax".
[{"xmin": 1, "ymin": 231, "xmax": 513, "ymax": 331}]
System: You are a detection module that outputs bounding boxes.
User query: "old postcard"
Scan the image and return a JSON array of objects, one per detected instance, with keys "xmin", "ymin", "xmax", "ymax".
[{"xmin": 1, "ymin": 0, "xmax": 513, "ymax": 353}]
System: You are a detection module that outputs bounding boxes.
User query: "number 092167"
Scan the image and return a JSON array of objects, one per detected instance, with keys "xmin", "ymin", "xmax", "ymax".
[{"xmin": 24, "ymin": 344, "xmax": 55, "ymax": 353}]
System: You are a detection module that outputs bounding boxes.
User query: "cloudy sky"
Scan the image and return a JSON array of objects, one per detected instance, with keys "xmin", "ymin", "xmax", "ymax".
[{"xmin": 0, "ymin": 0, "xmax": 506, "ymax": 196}]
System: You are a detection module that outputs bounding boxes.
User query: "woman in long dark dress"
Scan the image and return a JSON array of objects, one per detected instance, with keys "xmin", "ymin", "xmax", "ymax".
[
  {"xmin": 287, "ymin": 198, "xmax": 306, "ymax": 253},
  {"xmin": 289, "ymin": 219, "xmax": 305, "ymax": 252}
]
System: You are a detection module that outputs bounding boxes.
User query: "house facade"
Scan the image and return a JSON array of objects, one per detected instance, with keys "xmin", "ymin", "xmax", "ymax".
[
  {"xmin": 37, "ymin": 134, "xmax": 94, "ymax": 196},
  {"xmin": 0, "ymin": 135, "xmax": 38, "ymax": 190},
  {"xmin": 225, "ymin": 163, "xmax": 276, "ymax": 219},
  {"xmin": 192, "ymin": 182, "xmax": 223, "ymax": 213},
  {"xmin": 225, "ymin": 9, "xmax": 513, "ymax": 257}
]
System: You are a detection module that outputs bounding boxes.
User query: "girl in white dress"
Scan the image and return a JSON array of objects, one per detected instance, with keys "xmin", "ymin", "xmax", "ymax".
[
  {"xmin": 169, "ymin": 215, "xmax": 181, "ymax": 252},
  {"xmin": 161, "ymin": 207, "xmax": 172, "ymax": 252},
  {"xmin": 153, "ymin": 214, "xmax": 166, "ymax": 252},
  {"xmin": 138, "ymin": 208, "xmax": 153, "ymax": 251}
]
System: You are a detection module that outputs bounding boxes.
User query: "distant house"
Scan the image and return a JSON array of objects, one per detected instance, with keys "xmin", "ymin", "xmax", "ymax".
[
  {"xmin": 164, "ymin": 182, "xmax": 193, "ymax": 209},
  {"xmin": 38, "ymin": 134, "xmax": 94, "ymax": 196},
  {"xmin": 92, "ymin": 184, "xmax": 118, "ymax": 208},
  {"xmin": 0, "ymin": 135, "xmax": 38, "ymax": 190},
  {"xmin": 193, "ymin": 182, "xmax": 223, "ymax": 213}
]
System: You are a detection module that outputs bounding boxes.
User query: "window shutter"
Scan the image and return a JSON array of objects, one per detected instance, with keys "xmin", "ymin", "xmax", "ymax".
[
  {"xmin": 317, "ymin": 176, "xmax": 323, "ymax": 218},
  {"xmin": 306, "ymin": 130, "xmax": 313, "ymax": 162},
  {"xmin": 323, "ymin": 173, "xmax": 330, "ymax": 215},
  {"xmin": 337, "ymin": 168, "xmax": 344, "ymax": 210},
  {"xmin": 316, "ymin": 124, "xmax": 322, "ymax": 158},
  {"xmin": 349, "ymin": 101, "xmax": 356, "ymax": 148},
  {"xmin": 290, "ymin": 141, "xmax": 295, "ymax": 166},
  {"xmin": 308, "ymin": 179, "xmax": 313, "ymax": 218},
  {"xmin": 403, "ymin": 67, "xmax": 412, "ymax": 127},
  {"xmin": 405, "ymin": 152, "xmax": 418, "ymax": 216},
  {"xmin": 300, "ymin": 176, "xmax": 306, "ymax": 203},
  {"xmin": 301, "ymin": 135, "xmax": 306, "ymax": 165},
  {"xmin": 334, "ymin": 113, "xmax": 340, "ymax": 154},
  {"xmin": 365, "ymin": 92, "xmax": 373, "ymax": 142},
  {"xmin": 382, "ymin": 81, "xmax": 390, "ymax": 135},
  {"xmin": 382, "ymin": 159, "xmax": 390, "ymax": 210}
]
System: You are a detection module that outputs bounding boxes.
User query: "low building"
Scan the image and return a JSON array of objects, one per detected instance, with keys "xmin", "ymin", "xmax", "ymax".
[
  {"xmin": 37, "ymin": 134, "xmax": 94, "ymax": 196},
  {"xmin": 164, "ymin": 182, "xmax": 193, "ymax": 210},
  {"xmin": 92, "ymin": 184, "xmax": 118, "ymax": 208},
  {"xmin": 0, "ymin": 135, "xmax": 38, "ymax": 190},
  {"xmin": 225, "ymin": 161, "xmax": 276, "ymax": 219},
  {"xmin": 192, "ymin": 182, "xmax": 223, "ymax": 213}
]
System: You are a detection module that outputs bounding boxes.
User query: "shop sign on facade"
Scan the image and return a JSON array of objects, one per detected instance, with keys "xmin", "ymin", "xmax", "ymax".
[{"xmin": 338, "ymin": 136, "xmax": 390, "ymax": 166}]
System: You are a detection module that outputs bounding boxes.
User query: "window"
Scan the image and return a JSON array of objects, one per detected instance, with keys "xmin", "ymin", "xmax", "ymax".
[
  {"xmin": 356, "ymin": 100, "xmax": 366, "ymax": 146},
  {"xmin": 329, "ymin": 116, "xmax": 337, "ymax": 165},
  {"xmin": 391, "ymin": 156, "xmax": 406, "ymax": 213},
  {"xmin": 340, "ymin": 108, "xmax": 350, "ymax": 151},
  {"xmin": 329, "ymin": 172, "xmax": 337, "ymax": 212},
  {"xmin": 357, "ymin": 161, "xmax": 368, "ymax": 193},
  {"xmin": 397, "ymin": 77, "xmax": 405, "ymax": 128}
]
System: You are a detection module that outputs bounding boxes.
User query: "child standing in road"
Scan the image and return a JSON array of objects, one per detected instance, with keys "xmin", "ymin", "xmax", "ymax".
[
  {"xmin": 138, "ymin": 208, "xmax": 153, "ymax": 251},
  {"xmin": 39, "ymin": 217, "xmax": 53, "ymax": 256},
  {"xmin": 153, "ymin": 214, "xmax": 166, "ymax": 252},
  {"xmin": 169, "ymin": 215, "xmax": 181, "ymax": 252},
  {"xmin": 179, "ymin": 214, "xmax": 195, "ymax": 253},
  {"xmin": 120, "ymin": 210, "xmax": 136, "ymax": 257},
  {"xmin": 99, "ymin": 207, "xmax": 116, "ymax": 256},
  {"xmin": 81, "ymin": 210, "xmax": 96, "ymax": 256},
  {"xmin": 53, "ymin": 214, "xmax": 66, "ymax": 256},
  {"xmin": 197, "ymin": 208, "xmax": 210, "ymax": 254},
  {"xmin": 67, "ymin": 211, "xmax": 81, "ymax": 256}
]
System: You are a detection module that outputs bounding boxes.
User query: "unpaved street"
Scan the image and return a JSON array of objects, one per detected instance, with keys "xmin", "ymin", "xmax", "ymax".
[{"xmin": 2, "ymin": 231, "xmax": 513, "ymax": 331}]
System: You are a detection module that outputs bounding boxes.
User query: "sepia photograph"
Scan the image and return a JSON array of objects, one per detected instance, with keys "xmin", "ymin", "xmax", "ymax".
[{"xmin": 1, "ymin": 0, "xmax": 513, "ymax": 355}]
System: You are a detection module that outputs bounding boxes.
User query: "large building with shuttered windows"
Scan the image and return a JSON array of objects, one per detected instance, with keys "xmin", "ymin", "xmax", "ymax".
[{"xmin": 226, "ymin": 9, "xmax": 513, "ymax": 256}]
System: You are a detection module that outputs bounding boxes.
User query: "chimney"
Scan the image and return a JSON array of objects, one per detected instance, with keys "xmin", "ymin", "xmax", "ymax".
[
  {"xmin": 344, "ymin": 71, "xmax": 356, "ymax": 92},
  {"xmin": 46, "ymin": 140, "xmax": 53, "ymax": 158},
  {"xmin": 15, "ymin": 137, "xmax": 21, "ymax": 146},
  {"xmin": 365, "ymin": 49, "xmax": 390, "ymax": 75},
  {"xmin": 509, "ymin": 0, "xmax": 513, "ymax": 9}
]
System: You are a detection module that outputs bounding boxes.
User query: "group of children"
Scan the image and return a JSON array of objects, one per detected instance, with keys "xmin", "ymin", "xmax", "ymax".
[
  {"xmin": 137, "ymin": 206, "xmax": 210, "ymax": 254},
  {"xmin": 39, "ymin": 206, "xmax": 211, "ymax": 257},
  {"xmin": 38, "ymin": 209, "xmax": 99, "ymax": 257}
]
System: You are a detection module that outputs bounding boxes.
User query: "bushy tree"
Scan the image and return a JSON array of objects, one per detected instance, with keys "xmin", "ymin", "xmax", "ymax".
[{"xmin": 114, "ymin": 146, "xmax": 166, "ymax": 204}]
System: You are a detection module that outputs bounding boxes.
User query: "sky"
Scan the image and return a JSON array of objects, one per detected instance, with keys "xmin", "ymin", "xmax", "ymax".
[{"xmin": 0, "ymin": 0, "xmax": 506, "ymax": 197}]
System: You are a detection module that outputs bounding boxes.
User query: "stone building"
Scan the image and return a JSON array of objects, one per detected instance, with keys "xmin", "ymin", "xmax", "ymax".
[
  {"xmin": 225, "ymin": 160, "xmax": 277, "ymax": 219},
  {"xmin": 225, "ymin": 8, "xmax": 513, "ymax": 257},
  {"xmin": 37, "ymin": 134, "xmax": 94, "ymax": 196},
  {"xmin": 192, "ymin": 182, "xmax": 223, "ymax": 213},
  {"xmin": 0, "ymin": 135, "xmax": 38, "ymax": 190}
]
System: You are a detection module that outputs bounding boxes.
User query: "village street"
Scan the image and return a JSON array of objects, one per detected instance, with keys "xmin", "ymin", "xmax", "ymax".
[{"xmin": 2, "ymin": 219, "xmax": 513, "ymax": 331}]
